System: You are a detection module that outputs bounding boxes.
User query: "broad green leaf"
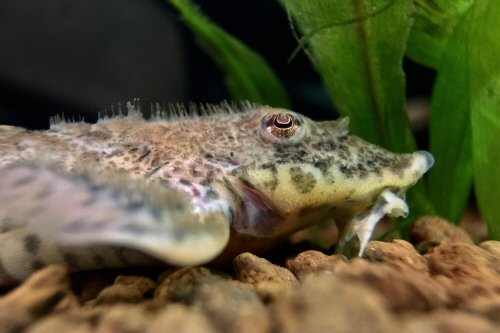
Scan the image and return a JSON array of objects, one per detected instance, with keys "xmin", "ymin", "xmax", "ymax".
[
  {"xmin": 170, "ymin": 0, "xmax": 290, "ymax": 108},
  {"xmin": 280, "ymin": 0, "xmax": 435, "ymax": 220},
  {"xmin": 406, "ymin": 0, "xmax": 474, "ymax": 68},
  {"xmin": 280, "ymin": 0, "xmax": 415, "ymax": 153},
  {"xmin": 427, "ymin": 7, "xmax": 473, "ymax": 223},
  {"xmin": 469, "ymin": 0, "xmax": 500, "ymax": 240}
]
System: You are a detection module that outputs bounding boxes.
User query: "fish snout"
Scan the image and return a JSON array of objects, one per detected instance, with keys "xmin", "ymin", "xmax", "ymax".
[{"xmin": 411, "ymin": 150, "xmax": 434, "ymax": 175}]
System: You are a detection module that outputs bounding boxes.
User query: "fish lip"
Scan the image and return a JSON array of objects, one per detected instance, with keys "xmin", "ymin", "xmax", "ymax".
[{"xmin": 412, "ymin": 150, "xmax": 434, "ymax": 174}]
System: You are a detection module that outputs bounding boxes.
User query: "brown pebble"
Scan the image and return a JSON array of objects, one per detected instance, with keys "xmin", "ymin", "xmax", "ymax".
[
  {"xmin": 411, "ymin": 216, "xmax": 473, "ymax": 253},
  {"xmin": 285, "ymin": 250, "xmax": 347, "ymax": 279},
  {"xmin": 425, "ymin": 243, "xmax": 500, "ymax": 303},
  {"xmin": 459, "ymin": 209, "xmax": 489, "ymax": 243},
  {"xmin": 461, "ymin": 294, "xmax": 500, "ymax": 326},
  {"xmin": 271, "ymin": 273, "xmax": 399, "ymax": 333},
  {"xmin": 3, "ymin": 239, "xmax": 498, "ymax": 333},
  {"xmin": 0, "ymin": 309, "xmax": 34, "ymax": 333},
  {"xmin": 0, "ymin": 265, "xmax": 78, "ymax": 333},
  {"xmin": 363, "ymin": 239, "xmax": 429, "ymax": 273},
  {"xmin": 92, "ymin": 275, "xmax": 156, "ymax": 305},
  {"xmin": 0, "ymin": 265, "xmax": 75, "ymax": 311},
  {"xmin": 234, "ymin": 252, "xmax": 298, "ymax": 302},
  {"xmin": 478, "ymin": 241, "xmax": 500, "ymax": 274},
  {"xmin": 233, "ymin": 252, "xmax": 297, "ymax": 286},
  {"xmin": 426, "ymin": 243, "xmax": 499, "ymax": 282},
  {"xmin": 146, "ymin": 304, "xmax": 217, "ymax": 333},
  {"xmin": 155, "ymin": 267, "xmax": 227, "ymax": 304},
  {"xmin": 94, "ymin": 304, "xmax": 154, "ymax": 333},
  {"xmin": 25, "ymin": 313, "xmax": 93, "ymax": 333},
  {"xmin": 402, "ymin": 310, "xmax": 499, "ymax": 333},
  {"xmin": 252, "ymin": 280, "xmax": 295, "ymax": 303},
  {"xmin": 334, "ymin": 258, "xmax": 450, "ymax": 312},
  {"xmin": 193, "ymin": 280, "xmax": 271, "ymax": 333}
]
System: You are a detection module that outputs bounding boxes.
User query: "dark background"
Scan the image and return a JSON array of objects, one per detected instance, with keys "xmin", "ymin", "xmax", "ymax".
[{"xmin": 0, "ymin": 0, "xmax": 435, "ymax": 130}]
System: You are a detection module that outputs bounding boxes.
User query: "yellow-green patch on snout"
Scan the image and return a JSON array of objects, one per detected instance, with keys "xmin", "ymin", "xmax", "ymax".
[{"xmin": 248, "ymin": 152, "xmax": 429, "ymax": 211}]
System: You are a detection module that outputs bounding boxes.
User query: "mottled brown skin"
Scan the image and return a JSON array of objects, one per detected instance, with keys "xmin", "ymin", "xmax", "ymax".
[{"xmin": 0, "ymin": 103, "xmax": 432, "ymax": 285}]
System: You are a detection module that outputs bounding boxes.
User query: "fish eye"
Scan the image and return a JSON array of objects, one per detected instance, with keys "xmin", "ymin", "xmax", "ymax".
[{"xmin": 260, "ymin": 112, "xmax": 304, "ymax": 143}]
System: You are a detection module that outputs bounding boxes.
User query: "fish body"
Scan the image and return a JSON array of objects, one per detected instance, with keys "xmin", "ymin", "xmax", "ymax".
[{"xmin": 0, "ymin": 103, "xmax": 433, "ymax": 285}]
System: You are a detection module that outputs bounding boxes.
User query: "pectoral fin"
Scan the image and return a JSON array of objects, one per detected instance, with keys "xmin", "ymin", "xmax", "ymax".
[
  {"xmin": 0, "ymin": 163, "xmax": 230, "ymax": 267},
  {"xmin": 336, "ymin": 190, "xmax": 408, "ymax": 257}
]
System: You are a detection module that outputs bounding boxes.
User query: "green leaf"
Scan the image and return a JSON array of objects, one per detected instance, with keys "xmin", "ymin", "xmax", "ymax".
[
  {"xmin": 469, "ymin": 0, "xmax": 500, "ymax": 240},
  {"xmin": 281, "ymin": 0, "xmax": 435, "ymax": 220},
  {"xmin": 170, "ymin": 0, "xmax": 290, "ymax": 108},
  {"xmin": 427, "ymin": 7, "xmax": 473, "ymax": 223},
  {"xmin": 406, "ymin": 0, "xmax": 474, "ymax": 68},
  {"xmin": 280, "ymin": 0, "xmax": 415, "ymax": 153}
]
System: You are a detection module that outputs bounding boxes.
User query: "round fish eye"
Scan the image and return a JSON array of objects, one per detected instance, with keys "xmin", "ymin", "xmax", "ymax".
[{"xmin": 261, "ymin": 112, "xmax": 304, "ymax": 143}]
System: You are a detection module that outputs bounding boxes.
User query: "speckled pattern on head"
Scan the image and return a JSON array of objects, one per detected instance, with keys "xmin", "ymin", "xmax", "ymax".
[{"xmin": 0, "ymin": 102, "xmax": 433, "ymax": 285}]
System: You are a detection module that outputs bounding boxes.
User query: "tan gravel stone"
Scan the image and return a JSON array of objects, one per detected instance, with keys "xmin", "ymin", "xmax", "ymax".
[
  {"xmin": 333, "ymin": 258, "xmax": 450, "ymax": 312},
  {"xmin": 425, "ymin": 242, "xmax": 500, "ymax": 305},
  {"xmin": 155, "ymin": 267, "xmax": 228, "ymax": 304},
  {"xmin": 146, "ymin": 304, "xmax": 217, "ymax": 333},
  {"xmin": 25, "ymin": 313, "xmax": 93, "ymax": 333},
  {"xmin": 478, "ymin": 241, "xmax": 500, "ymax": 274},
  {"xmin": 411, "ymin": 216, "xmax": 473, "ymax": 253},
  {"xmin": 92, "ymin": 275, "xmax": 156, "ymax": 305},
  {"xmin": 94, "ymin": 304, "xmax": 154, "ymax": 333},
  {"xmin": 233, "ymin": 252, "xmax": 297, "ymax": 286},
  {"xmin": 0, "ymin": 265, "xmax": 79, "ymax": 333},
  {"xmin": 459, "ymin": 209, "xmax": 489, "ymax": 243},
  {"xmin": 234, "ymin": 252, "xmax": 298, "ymax": 302},
  {"xmin": 426, "ymin": 243, "xmax": 499, "ymax": 282},
  {"xmin": 285, "ymin": 250, "xmax": 347, "ymax": 279},
  {"xmin": 402, "ymin": 310, "xmax": 499, "ymax": 333},
  {"xmin": 2, "ymin": 237, "xmax": 499, "ymax": 333},
  {"xmin": 461, "ymin": 294, "xmax": 500, "ymax": 326},
  {"xmin": 363, "ymin": 239, "xmax": 429, "ymax": 273},
  {"xmin": 193, "ymin": 280, "xmax": 271, "ymax": 333},
  {"xmin": 271, "ymin": 273, "xmax": 400, "ymax": 333}
]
